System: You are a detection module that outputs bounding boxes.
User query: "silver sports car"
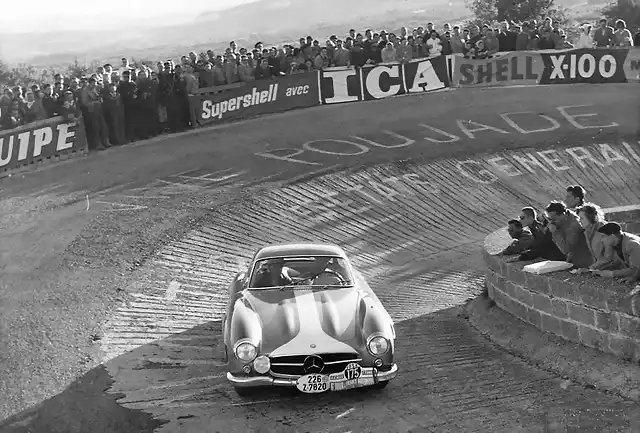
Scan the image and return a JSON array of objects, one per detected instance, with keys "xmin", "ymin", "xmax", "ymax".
[{"xmin": 223, "ymin": 243, "xmax": 398, "ymax": 396}]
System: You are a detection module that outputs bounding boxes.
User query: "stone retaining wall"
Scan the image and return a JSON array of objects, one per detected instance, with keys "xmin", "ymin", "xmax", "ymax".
[{"xmin": 483, "ymin": 208, "xmax": 640, "ymax": 362}]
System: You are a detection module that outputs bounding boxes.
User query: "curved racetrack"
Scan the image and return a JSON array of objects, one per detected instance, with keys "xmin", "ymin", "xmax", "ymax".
[{"xmin": 1, "ymin": 84, "xmax": 640, "ymax": 433}]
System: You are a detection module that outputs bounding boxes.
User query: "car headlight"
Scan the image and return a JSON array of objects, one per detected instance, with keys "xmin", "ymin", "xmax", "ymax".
[
  {"xmin": 235, "ymin": 342, "xmax": 257, "ymax": 362},
  {"xmin": 367, "ymin": 336, "xmax": 389, "ymax": 355},
  {"xmin": 253, "ymin": 355, "xmax": 271, "ymax": 374}
]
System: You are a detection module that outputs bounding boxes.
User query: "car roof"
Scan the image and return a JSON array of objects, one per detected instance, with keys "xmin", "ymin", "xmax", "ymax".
[{"xmin": 253, "ymin": 243, "xmax": 347, "ymax": 260}]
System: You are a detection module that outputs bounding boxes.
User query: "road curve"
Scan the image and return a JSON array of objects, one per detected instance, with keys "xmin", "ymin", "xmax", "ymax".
[{"xmin": 1, "ymin": 84, "xmax": 640, "ymax": 433}]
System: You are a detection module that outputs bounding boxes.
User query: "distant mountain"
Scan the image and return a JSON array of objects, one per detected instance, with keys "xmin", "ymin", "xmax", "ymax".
[{"xmin": 0, "ymin": 0, "xmax": 606, "ymax": 68}]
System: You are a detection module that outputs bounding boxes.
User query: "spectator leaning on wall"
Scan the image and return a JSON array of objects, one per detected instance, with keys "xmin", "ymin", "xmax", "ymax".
[
  {"xmin": 592, "ymin": 222, "xmax": 640, "ymax": 285},
  {"xmin": 545, "ymin": 201, "xmax": 593, "ymax": 268}
]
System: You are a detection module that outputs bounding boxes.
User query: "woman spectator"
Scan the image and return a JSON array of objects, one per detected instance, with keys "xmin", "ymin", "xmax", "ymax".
[
  {"xmin": 576, "ymin": 24, "xmax": 594, "ymax": 48},
  {"xmin": 556, "ymin": 31, "xmax": 574, "ymax": 49},
  {"xmin": 613, "ymin": 19, "xmax": 634, "ymax": 47},
  {"xmin": 381, "ymin": 41, "xmax": 396, "ymax": 63},
  {"xmin": 576, "ymin": 203, "xmax": 623, "ymax": 271}
]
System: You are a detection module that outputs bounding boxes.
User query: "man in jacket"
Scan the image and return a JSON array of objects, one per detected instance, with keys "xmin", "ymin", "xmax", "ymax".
[
  {"xmin": 593, "ymin": 222, "xmax": 640, "ymax": 284},
  {"xmin": 518, "ymin": 207, "xmax": 565, "ymax": 261},
  {"xmin": 499, "ymin": 219, "xmax": 533, "ymax": 256},
  {"xmin": 545, "ymin": 201, "xmax": 593, "ymax": 268}
]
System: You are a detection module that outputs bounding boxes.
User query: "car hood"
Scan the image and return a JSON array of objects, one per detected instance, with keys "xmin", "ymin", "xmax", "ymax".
[{"xmin": 242, "ymin": 287, "xmax": 362, "ymax": 356}]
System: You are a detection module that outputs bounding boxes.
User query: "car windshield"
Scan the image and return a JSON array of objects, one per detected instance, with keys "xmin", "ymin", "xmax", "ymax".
[{"xmin": 248, "ymin": 256, "xmax": 354, "ymax": 289}]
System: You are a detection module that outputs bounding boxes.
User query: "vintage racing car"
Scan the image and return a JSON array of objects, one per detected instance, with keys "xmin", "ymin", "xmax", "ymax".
[{"xmin": 222, "ymin": 243, "xmax": 398, "ymax": 396}]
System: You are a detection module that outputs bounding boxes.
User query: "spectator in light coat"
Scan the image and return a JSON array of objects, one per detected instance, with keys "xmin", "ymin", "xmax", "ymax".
[
  {"xmin": 545, "ymin": 201, "xmax": 593, "ymax": 268},
  {"xmin": 426, "ymin": 30, "xmax": 443, "ymax": 56},
  {"xmin": 499, "ymin": 219, "xmax": 533, "ymax": 256},
  {"xmin": 613, "ymin": 19, "xmax": 634, "ymax": 47},
  {"xmin": 576, "ymin": 24, "xmax": 594, "ymax": 48},
  {"xmin": 575, "ymin": 203, "xmax": 624, "ymax": 271},
  {"xmin": 381, "ymin": 42, "xmax": 396, "ymax": 63},
  {"xmin": 593, "ymin": 222, "xmax": 640, "ymax": 284}
]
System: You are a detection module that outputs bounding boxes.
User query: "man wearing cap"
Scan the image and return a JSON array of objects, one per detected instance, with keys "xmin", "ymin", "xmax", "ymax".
[{"xmin": 593, "ymin": 222, "xmax": 640, "ymax": 284}]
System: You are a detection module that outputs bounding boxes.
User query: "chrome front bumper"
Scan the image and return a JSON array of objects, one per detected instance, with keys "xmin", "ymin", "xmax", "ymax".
[{"xmin": 228, "ymin": 363, "xmax": 398, "ymax": 388}]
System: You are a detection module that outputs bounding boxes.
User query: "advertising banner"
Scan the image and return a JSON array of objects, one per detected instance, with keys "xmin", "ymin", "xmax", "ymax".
[
  {"xmin": 538, "ymin": 48, "xmax": 628, "ymax": 84},
  {"xmin": 320, "ymin": 55, "xmax": 450, "ymax": 105},
  {"xmin": 451, "ymin": 51, "xmax": 545, "ymax": 87},
  {"xmin": 193, "ymin": 72, "xmax": 321, "ymax": 127},
  {"xmin": 0, "ymin": 116, "xmax": 88, "ymax": 174},
  {"xmin": 623, "ymin": 47, "xmax": 640, "ymax": 82}
]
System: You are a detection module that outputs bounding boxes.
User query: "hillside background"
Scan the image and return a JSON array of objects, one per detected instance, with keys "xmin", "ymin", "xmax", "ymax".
[{"xmin": 0, "ymin": 0, "xmax": 610, "ymax": 69}]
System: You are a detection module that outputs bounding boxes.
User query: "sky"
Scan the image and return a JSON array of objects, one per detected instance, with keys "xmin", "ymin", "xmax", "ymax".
[{"xmin": 0, "ymin": 0, "xmax": 258, "ymax": 33}]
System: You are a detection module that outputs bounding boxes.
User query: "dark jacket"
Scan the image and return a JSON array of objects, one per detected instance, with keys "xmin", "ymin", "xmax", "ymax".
[
  {"xmin": 502, "ymin": 228, "xmax": 534, "ymax": 255},
  {"xmin": 519, "ymin": 221, "xmax": 565, "ymax": 262}
]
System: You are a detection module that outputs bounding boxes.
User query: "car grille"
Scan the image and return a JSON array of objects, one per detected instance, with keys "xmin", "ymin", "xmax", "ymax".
[{"xmin": 269, "ymin": 353, "xmax": 362, "ymax": 376}]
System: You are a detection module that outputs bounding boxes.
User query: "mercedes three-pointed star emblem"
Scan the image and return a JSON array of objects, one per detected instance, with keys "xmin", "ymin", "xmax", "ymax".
[{"xmin": 303, "ymin": 355, "xmax": 324, "ymax": 374}]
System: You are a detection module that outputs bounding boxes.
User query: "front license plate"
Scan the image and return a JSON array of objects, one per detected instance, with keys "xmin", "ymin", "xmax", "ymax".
[{"xmin": 296, "ymin": 374, "xmax": 329, "ymax": 393}]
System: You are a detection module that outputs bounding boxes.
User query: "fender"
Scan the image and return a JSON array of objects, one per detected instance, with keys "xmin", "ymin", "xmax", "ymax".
[{"xmin": 228, "ymin": 297, "xmax": 263, "ymax": 350}]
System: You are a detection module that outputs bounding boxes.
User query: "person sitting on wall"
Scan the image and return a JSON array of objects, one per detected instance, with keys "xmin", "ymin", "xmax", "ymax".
[
  {"xmin": 592, "ymin": 222, "xmax": 640, "ymax": 285},
  {"xmin": 545, "ymin": 201, "xmax": 593, "ymax": 268},
  {"xmin": 498, "ymin": 219, "xmax": 533, "ymax": 256},
  {"xmin": 565, "ymin": 185, "xmax": 586, "ymax": 212},
  {"xmin": 517, "ymin": 207, "xmax": 565, "ymax": 262}
]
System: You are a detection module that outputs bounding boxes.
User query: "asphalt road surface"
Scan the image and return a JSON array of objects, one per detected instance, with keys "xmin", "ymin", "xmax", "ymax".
[{"xmin": 1, "ymin": 84, "xmax": 640, "ymax": 433}]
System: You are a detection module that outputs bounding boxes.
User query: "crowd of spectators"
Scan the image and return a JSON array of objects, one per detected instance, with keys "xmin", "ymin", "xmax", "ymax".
[
  {"xmin": 499, "ymin": 185, "xmax": 640, "ymax": 293},
  {"xmin": 0, "ymin": 17, "xmax": 638, "ymax": 150}
]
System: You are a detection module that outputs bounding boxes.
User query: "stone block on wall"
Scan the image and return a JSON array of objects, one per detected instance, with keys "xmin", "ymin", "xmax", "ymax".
[
  {"xmin": 548, "ymin": 277, "xmax": 581, "ymax": 303},
  {"xmin": 506, "ymin": 263, "xmax": 526, "ymax": 286},
  {"xmin": 560, "ymin": 320, "xmax": 580, "ymax": 341},
  {"xmin": 579, "ymin": 325, "xmax": 608, "ymax": 352},
  {"xmin": 540, "ymin": 313, "xmax": 561, "ymax": 335},
  {"xmin": 567, "ymin": 303, "xmax": 596, "ymax": 327},
  {"xmin": 608, "ymin": 335, "xmax": 638, "ymax": 360},
  {"xmin": 524, "ymin": 272, "xmax": 551, "ymax": 296},
  {"xmin": 551, "ymin": 298, "xmax": 569, "ymax": 319},
  {"xmin": 618, "ymin": 315, "xmax": 640, "ymax": 340}
]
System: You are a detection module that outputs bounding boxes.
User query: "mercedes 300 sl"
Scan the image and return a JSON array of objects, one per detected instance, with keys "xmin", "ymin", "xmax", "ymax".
[{"xmin": 222, "ymin": 243, "xmax": 398, "ymax": 396}]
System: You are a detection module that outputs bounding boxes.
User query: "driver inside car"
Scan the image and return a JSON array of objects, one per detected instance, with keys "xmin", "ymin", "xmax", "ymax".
[{"xmin": 253, "ymin": 259, "xmax": 297, "ymax": 287}]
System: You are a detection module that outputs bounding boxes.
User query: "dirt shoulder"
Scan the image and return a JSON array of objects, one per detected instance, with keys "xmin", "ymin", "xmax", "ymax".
[{"xmin": 465, "ymin": 294, "xmax": 640, "ymax": 402}]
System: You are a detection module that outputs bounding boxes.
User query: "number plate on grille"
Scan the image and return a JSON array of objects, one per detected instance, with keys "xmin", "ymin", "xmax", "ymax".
[{"xmin": 296, "ymin": 374, "xmax": 329, "ymax": 393}]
